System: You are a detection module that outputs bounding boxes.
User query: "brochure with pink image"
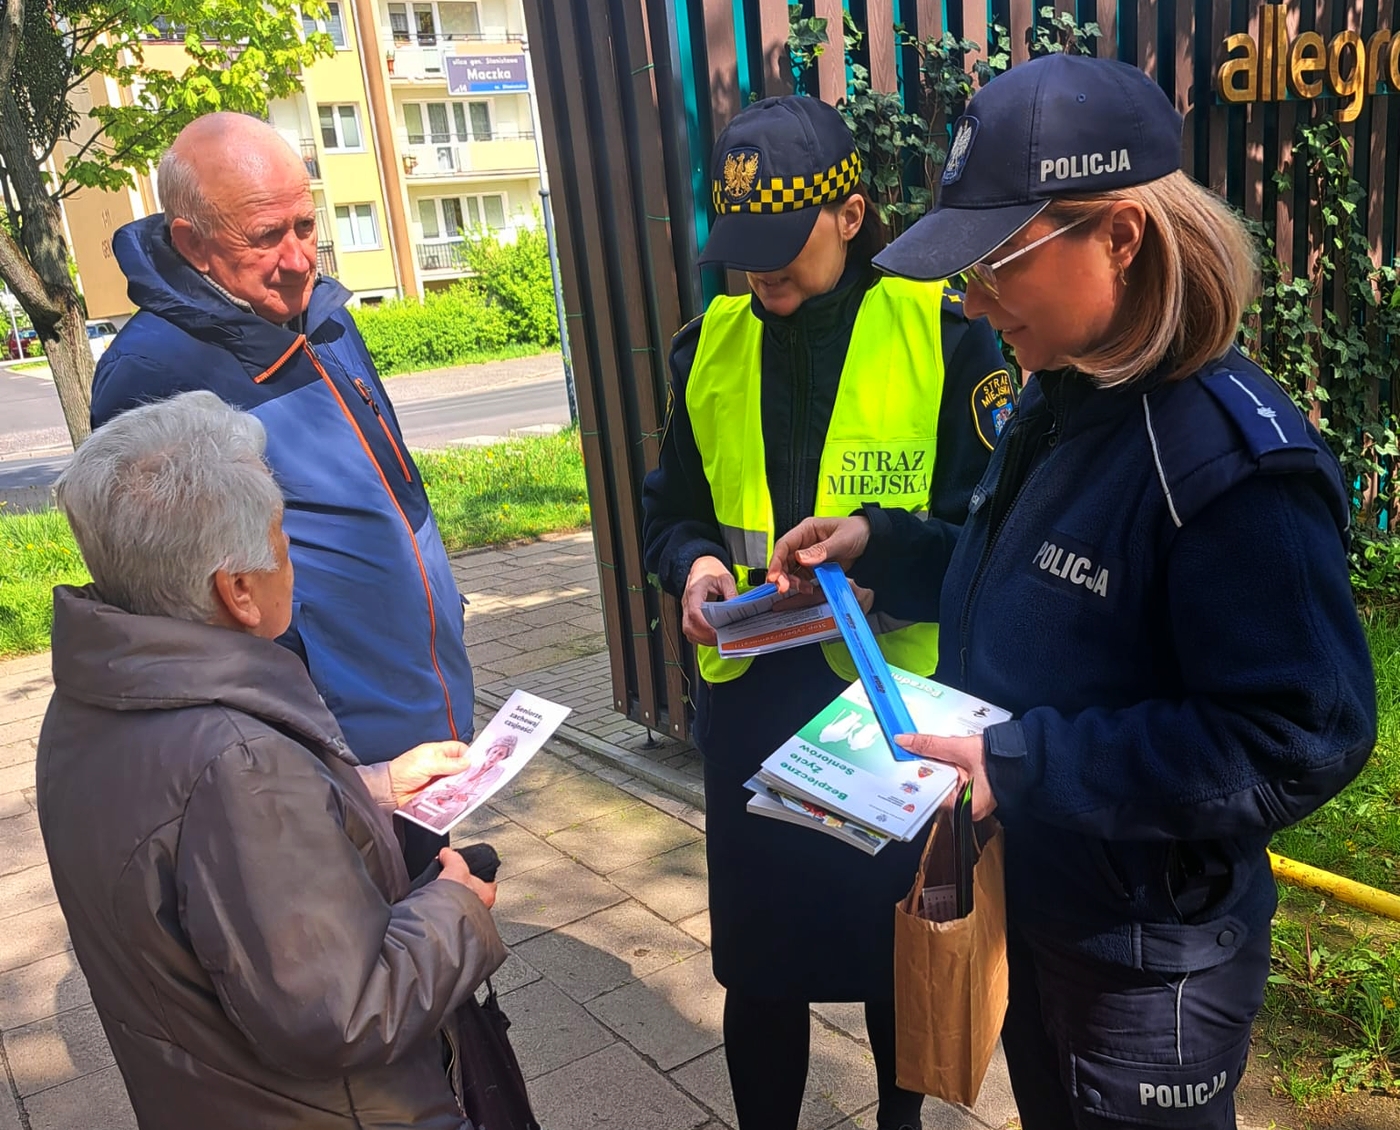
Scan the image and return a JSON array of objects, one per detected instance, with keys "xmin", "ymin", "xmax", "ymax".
[{"xmin": 395, "ymin": 690, "xmax": 571, "ymax": 834}]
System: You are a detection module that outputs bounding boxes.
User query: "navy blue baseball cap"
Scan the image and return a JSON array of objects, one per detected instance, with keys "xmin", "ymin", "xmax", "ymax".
[
  {"xmin": 699, "ymin": 95, "xmax": 864, "ymax": 273},
  {"xmin": 874, "ymin": 54, "xmax": 1183, "ymax": 281}
]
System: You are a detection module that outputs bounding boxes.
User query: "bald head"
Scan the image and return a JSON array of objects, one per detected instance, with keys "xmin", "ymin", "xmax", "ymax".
[
  {"xmin": 159, "ymin": 113, "xmax": 307, "ymax": 238},
  {"xmin": 158, "ymin": 112, "xmax": 319, "ymax": 324}
]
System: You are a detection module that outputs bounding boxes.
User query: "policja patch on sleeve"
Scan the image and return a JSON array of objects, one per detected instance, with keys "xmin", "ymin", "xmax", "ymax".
[{"xmin": 972, "ymin": 369, "xmax": 1015, "ymax": 450}]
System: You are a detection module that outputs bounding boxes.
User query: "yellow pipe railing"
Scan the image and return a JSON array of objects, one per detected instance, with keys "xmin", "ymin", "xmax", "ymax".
[{"xmin": 1269, "ymin": 851, "xmax": 1400, "ymax": 921}]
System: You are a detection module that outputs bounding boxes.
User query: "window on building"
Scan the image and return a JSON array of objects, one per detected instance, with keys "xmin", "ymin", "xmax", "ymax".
[
  {"xmin": 418, "ymin": 194, "xmax": 507, "ymax": 238},
  {"xmin": 404, "ymin": 100, "xmax": 492, "ymax": 145},
  {"xmin": 318, "ymin": 104, "xmax": 363, "ymax": 150},
  {"xmin": 335, "ymin": 204, "xmax": 381, "ymax": 249},
  {"xmin": 301, "ymin": 2, "xmax": 347, "ymax": 47},
  {"xmin": 437, "ymin": 2, "xmax": 480, "ymax": 37},
  {"xmin": 388, "ymin": 1, "xmax": 479, "ymax": 43}
]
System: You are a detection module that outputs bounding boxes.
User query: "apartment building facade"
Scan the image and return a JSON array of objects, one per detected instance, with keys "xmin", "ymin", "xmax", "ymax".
[{"xmin": 64, "ymin": 0, "xmax": 543, "ymax": 321}]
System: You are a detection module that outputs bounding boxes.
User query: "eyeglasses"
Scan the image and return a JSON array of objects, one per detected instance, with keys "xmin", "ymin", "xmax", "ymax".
[{"xmin": 966, "ymin": 214, "xmax": 1094, "ymax": 295}]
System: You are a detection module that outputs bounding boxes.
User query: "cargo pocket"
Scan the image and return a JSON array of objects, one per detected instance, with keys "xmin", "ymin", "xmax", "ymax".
[{"xmin": 1069, "ymin": 1036, "xmax": 1250, "ymax": 1128}]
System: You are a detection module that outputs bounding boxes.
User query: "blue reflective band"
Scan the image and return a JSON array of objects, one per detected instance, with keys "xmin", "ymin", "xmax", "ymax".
[{"xmin": 813, "ymin": 562, "xmax": 920, "ymax": 762}]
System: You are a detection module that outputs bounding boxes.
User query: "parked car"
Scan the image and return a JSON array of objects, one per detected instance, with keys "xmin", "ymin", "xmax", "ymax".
[
  {"xmin": 86, "ymin": 320, "xmax": 118, "ymax": 361},
  {"xmin": 5, "ymin": 327, "xmax": 39, "ymax": 361}
]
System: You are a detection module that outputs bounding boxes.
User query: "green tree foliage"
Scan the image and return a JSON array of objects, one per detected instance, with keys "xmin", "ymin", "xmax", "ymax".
[
  {"xmin": 0, "ymin": 0, "xmax": 331, "ymax": 444},
  {"xmin": 464, "ymin": 221, "xmax": 560, "ymax": 349}
]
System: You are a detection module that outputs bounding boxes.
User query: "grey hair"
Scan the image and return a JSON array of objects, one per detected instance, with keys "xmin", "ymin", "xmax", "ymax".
[
  {"xmin": 56, "ymin": 391, "xmax": 284, "ymax": 623},
  {"xmin": 156, "ymin": 146, "xmax": 216, "ymax": 239}
]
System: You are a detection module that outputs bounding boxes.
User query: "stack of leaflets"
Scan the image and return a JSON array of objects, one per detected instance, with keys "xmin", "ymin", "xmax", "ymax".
[
  {"xmin": 745, "ymin": 669, "xmax": 1010, "ymax": 854},
  {"xmin": 396, "ymin": 690, "xmax": 571, "ymax": 835},
  {"xmin": 701, "ymin": 583, "xmax": 842, "ymax": 659}
]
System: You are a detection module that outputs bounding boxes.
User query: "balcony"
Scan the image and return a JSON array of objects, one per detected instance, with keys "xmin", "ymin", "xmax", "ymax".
[
  {"xmin": 301, "ymin": 139, "xmax": 321, "ymax": 181},
  {"xmin": 399, "ymin": 135, "xmax": 537, "ymax": 179},
  {"xmin": 385, "ymin": 34, "xmax": 525, "ymax": 82},
  {"xmin": 316, "ymin": 242, "xmax": 338, "ymax": 277},
  {"xmin": 416, "ymin": 239, "xmax": 470, "ymax": 273}
]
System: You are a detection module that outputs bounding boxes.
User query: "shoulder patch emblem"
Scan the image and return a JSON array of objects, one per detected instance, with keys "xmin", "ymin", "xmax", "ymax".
[
  {"xmin": 971, "ymin": 368, "xmax": 1015, "ymax": 450},
  {"xmin": 722, "ymin": 148, "xmax": 761, "ymax": 202}
]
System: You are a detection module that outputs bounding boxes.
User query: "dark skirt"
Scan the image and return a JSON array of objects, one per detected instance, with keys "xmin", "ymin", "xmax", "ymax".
[{"xmin": 694, "ymin": 645, "xmax": 929, "ymax": 1002}]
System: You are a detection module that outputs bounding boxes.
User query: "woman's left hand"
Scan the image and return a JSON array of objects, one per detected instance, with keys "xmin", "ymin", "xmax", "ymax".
[
  {"xmin": 389, "ymin": 741, "xmax": 472, "ymax": 806},
  {"xmin": 894, "ymin": 733, "xmax": 997, "ymax": 820}
]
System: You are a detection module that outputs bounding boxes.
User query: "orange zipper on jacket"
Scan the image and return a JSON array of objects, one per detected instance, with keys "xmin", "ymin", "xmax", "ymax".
[
  {"xmin": 351, "ymin": 376, "xmax": 413, "ymax": 483},
  {"xmin": 303, "ymin": 343, "xmax": 458, "ymax": 741}
]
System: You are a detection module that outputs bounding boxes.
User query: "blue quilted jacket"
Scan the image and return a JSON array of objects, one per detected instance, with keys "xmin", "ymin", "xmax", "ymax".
[{"xmin": 92, "ymin": 217, "xmax": 474, "ymax": 763}]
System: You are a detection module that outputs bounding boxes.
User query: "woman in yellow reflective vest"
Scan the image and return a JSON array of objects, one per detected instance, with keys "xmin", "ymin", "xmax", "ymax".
[{"xmin": 641, "ymin": 96, "xmax": 1008, "ymax": 1130}]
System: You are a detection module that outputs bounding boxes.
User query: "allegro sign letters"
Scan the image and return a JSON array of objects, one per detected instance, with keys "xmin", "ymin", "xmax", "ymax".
[{"xmin": 1217, "ymin": 1, "xmax": 1399, "ymax": 122}]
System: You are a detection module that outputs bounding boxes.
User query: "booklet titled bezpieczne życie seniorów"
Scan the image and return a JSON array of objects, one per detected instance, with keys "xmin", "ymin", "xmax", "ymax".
[{"xmin": 748, "ymin": 669, "xmax": 1010, "ymax": 847}]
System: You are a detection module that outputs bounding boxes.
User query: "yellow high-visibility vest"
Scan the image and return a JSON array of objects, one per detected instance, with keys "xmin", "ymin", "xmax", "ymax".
[{"xmin": 687, "ymin": 275, "xmax": 948, "ymax": 684}]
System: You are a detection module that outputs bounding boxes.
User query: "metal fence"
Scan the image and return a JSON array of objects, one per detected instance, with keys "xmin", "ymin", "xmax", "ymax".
[{"xmin": 522, "ymin": 0, "xmax": 1400, "ymax": 738}]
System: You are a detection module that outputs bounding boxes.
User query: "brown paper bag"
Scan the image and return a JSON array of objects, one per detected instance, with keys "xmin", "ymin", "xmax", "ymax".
[{"xmin": 893, "ymin": 808, "xmax": 1009, "ymax": 1106}]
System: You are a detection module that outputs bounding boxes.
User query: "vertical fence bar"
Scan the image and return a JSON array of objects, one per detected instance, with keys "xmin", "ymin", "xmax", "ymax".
[{"xmin": 867, "ymin": 0, "xmax": 899, "ymax": 90}]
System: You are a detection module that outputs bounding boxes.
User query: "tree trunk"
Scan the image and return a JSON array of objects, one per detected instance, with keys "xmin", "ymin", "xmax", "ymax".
[
  {"xmin": 0, "ymin": 86, "xmax": 94, "ymax": 448},
  {"xmin": 43, "ymin": 297, "xmax": 95, "ymax": 447}
]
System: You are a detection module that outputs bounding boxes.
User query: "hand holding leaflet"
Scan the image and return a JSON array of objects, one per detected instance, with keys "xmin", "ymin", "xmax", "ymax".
[{"xmin": 813, "ymin": 562, "xmax": 919, "ymax": 762}]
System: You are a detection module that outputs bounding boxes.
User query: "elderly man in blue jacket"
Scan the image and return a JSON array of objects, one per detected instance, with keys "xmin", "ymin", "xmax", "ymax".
[{"xmin": 92, "ymin": 111, "xmax": 474, "ymax": 875}]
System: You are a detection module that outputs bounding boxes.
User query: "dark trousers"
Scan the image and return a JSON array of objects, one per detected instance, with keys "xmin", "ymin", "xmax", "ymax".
[
  {"xmin": 1001, "ymin": 922, "xmax": 1271, "ymax": 1129},
  {"xmin": 723, "ymin": 991, "xmax": 924, "ymax": 1130}
]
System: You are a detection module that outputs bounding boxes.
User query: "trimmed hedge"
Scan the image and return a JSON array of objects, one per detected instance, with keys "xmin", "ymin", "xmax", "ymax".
[{"xmin": 351, "ymin": 223, "xmax": 559, "ymax": 376}]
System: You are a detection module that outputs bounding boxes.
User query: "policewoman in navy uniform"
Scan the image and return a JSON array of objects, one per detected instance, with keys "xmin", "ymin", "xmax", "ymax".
[
  {"xmin": 769, "ymin": 56, "xmax": 1377, "ymax": 1129},
  {"xmin": 641, "ymin": 96, "xmax": 1007, "ymax": 1130}
]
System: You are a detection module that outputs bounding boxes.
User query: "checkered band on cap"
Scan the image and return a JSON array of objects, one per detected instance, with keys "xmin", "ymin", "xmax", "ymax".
[{"xmin": 712, "ymin": 150, "xmax": 863, "ymax": 215}]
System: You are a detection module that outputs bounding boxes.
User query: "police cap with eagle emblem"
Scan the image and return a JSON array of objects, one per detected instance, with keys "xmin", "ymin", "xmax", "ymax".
[
  {"xmin": 874, "ymin": 54, "xmax": 1182, "ymax": 282},
  {"xmin": 699, "ymin": 95, "xmax": 863, "ymax": 273}
]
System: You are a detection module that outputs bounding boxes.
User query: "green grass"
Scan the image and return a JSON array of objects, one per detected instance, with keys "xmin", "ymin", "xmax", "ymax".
[
  {"xmin": 417, "ymin": 427, "xmax": 589, "ymax": 550},
  {"xmin": 0, "ymin": 430, "xmax": 589, "ymax": 657},
  {"xmin": 379, "ymin": 341, "xmax": 548, "ymax": 378},
  {"xmin": 0, "ymin": 507, "xmax": 89, "ymax": 657}
]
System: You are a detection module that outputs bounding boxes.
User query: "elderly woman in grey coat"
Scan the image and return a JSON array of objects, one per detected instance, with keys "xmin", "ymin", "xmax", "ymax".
[{"xmin": 36, "ymin": 391, "xmax": 506, "ymax": 1129}]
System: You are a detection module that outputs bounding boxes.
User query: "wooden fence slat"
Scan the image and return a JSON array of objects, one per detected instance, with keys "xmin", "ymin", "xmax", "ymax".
[
  {"xmin": 756, "ymin": 0, "xmax": 794, "ymax": 97},
  {"xmin": 1138, "ymin": 0, "xmax": 1158, "ymax": 76},
  {"xmin": 1174, "ymin": 0, "xmax": 1195, "ymax": 178},
  {"xmin": 521, "ymin": 0, "xmax": 633, "ymax": 717},
  {"xmin": 867, "ymin": 0, "xmax": 898, "ymax": 91},
  {"xmin": 621, "ymin": 0, "xmax": 691, "ymax": 733},
  {"xmin": 1096, "ymin": 0, "xmax": 1118, "ymax": 56},
  {"xmin": 1366, "ymin": 0, "xmax": 1392, "ymax": 259},
  {"xmin": 1205, "ymin": 0, "xmax": 1231, "ymax": 195},
  {"xmin": 962, "ymin": 0, "xmax": 988, "ymax": 69},
  {"xmin": 702, "ymin": 0, "xmax": 743, "ymax": 129},
  {"xmin": 910, "ymin": 0, "xmax": 942, "ymax": 40},
  {"xmin": 814, "ymin": 0, "xmax": 846, "ymax": 101},
  {"xmin": 577, "ymin": 0, "xmax": 668, "ymax": 731},
  {"xmin": 1011, "ymin": 0, "xmax": 1033, "ymax": 64}
]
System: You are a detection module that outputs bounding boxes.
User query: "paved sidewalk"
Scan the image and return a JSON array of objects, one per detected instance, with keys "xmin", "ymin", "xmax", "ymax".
[{"xmin": 0, "ymin": 531, "xmax": 1280, "ymax": 1129}]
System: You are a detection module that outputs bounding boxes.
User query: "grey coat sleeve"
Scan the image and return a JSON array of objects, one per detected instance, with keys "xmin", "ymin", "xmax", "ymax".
[{"xmin": 176, "ymin": 734, "xmax": 507, "ymax": 1077}]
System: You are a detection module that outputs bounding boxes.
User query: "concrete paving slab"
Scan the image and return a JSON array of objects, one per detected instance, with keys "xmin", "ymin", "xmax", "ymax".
[
  {"xmin": 4, "ymin": 1004, "xmax": 113, "ymax": 1096},
  {"xmin": 21, "ymin": 1065, "xmax": 135, "ymax": 1130},
  {"xmin": 0, "ymin": 793, "xmax": 30, "ymax": 821},
  {"xmin": 493, "ymin": 858, "xmax": 629, "ymax": 946},
  {"xmin": 0, "ymin": 763, "xmax": 34, "ymax": 798},
  {"xmin": 609, "ymin": 840, "xmax": 709, "ymax": 923},
  {"xmin": 512, "ymin": 901, "xmax": 704, "ymax": 1004},
  {"xmin": 0, "ymin": 1076, "xmax": 18, "ymax": 1130},
  {"xmin": 586, "ymin": 952, "xmax": 724, "ymax": 1072},
  {"xmin": 0, "ymin": 902, "xmax": 70, "ymax": 973},
  {"xmin": 546, "ymin": 802, "xmax": 702, "ymax": 875},
  {"xmin": 812, "ymin": 1001, "xmax": 870, "ymax": 1047},
  {"xmin": 491, "ymin": 774, "xmax": 640, "ymax": 837},
  {"xmin": 0, "ymin": 739, "xmax": 36, "ymax": 769},
  {"xmin": 525, "ymin": 1042, "xmax": 707, "ymax": 1130},
  {"xmin": 467, "ymin": 820, "xmax": 567, "ymax": 882},
  {"xmin": 0, "ymin": 812, "xmax": 47, "ymax": 878},
  {"xmin": 676, "ymin": 911, "xmax": 712, "ymax": 948},
  {"xmin": 495, "ymin": 978, "xmax": 616, "ymax": 1081},
  {"xmin": 670, "ymin": 1014, "xmax": 884, "ymax": 1130},
  {"xmin": 493, "ymin": 751, "xmax": 584, "ymax": 801},
  {"xmin": 0, "ymin": 951, "xmax": 89, "ymax": 1030},
  {"xmin": 446, "ymin": 803, "xmax": 510, "ymax": 844},
  {"xmin": 483, "ymin": 950, "xmax": 541, "ymax": 997}
]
